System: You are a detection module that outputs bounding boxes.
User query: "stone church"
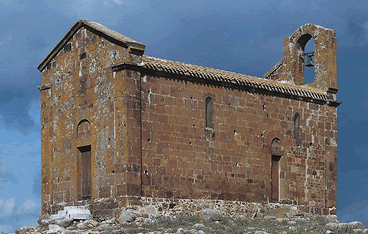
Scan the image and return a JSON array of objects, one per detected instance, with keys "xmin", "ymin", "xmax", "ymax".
[{"xmin": 37, "ymin": 20, "xmax": 340, "ymax": 218}]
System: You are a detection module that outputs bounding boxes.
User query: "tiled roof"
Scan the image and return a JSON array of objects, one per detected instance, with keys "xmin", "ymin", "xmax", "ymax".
[
  {"xmin": 142, "ymin": 56, "xmax": 328, "ymax": 101},
  {"xmin": 80, "ymin": 20, "xmax": 145, "ymax": 49}
]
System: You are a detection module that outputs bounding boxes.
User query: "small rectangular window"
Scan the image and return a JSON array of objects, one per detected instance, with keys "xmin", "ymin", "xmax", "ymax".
[
  {"xmin": 64, "ymin": 43, "xmax": 72, "ymax": 52},
  {"xmin": 79, "ymin": 52, "xmax": 86, "ymax": 60}
]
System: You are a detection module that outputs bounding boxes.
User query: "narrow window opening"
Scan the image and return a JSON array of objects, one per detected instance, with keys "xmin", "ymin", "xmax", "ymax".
[
  {"xmin": 79, "ymin": 52, "xmax": 86, "ymax": 60},
  {"xmin": 205, "ymin": 97, "xmax": 213, "ymax": 129},
  {"xmin": 294, "ymin": 113, "xmax": 300, "ymax": 141},
  {"xmin": 64, "ymin": 43, "xmax": 72, "ymax": 52}
]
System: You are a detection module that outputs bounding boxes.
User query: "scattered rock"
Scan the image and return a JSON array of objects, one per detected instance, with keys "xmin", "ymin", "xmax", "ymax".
[
  {"xmin": 38, "ymin": 219, "xmax": 51, "ymax": 226},
  {"xmin": 118, "ymin": 210, "xmax": 137, "ymax": 223},
  {"xmin": 11, "ymin": 206, "xmax": 368, "ymax": 234},
  {"xmin": 326, "ymin": 215, "xmax": 338, "ymax": 222},
  {"xmin": 101, "ymin": 218, "xmax": 115, "ymax": 225},
  {"xmin": 141, "ymin": 206, "xmax": 158, "ymax": 216},
  {"xmin": 76, "ymin": 221, "xmax": 88, "ymax": 229},
  {"xmin": 353, "ymin": 229, "xmax": 364, "ymax": 233},
  {"xmin": 289, "ymin": 226, "xmax": 297, "ymax": 231},
  {"xmin": 48, "ymin": 224, "xmax": 65, "ymax": 232},
  {"xmin": 97, "ymin": 223, "xmax": 112, "ymax": 231},
  {"xmin": 15, "ymin": 226, "xmax": 28, "ymax": 233},
  {"xmin": 55, "ymin": 218, "xmax": 73, "ymax": 227},
  {"xmin": 88, "ymin": 219, "xmax": 99, "ymax": 227},
  {"xmin": 292, "ymin": 216, "xmax": 306, "ymax": 222},
  {"xmin": 275, "ymin": 217, "xmax": 288, "ymax": 222},
  {"xmin": 193, "ymin": 223, "xmax": 206, "ymax": 229},
  {"xmin": 199, "ymin": 208, "xmax": 222, "ymax": 221},
  {"xmin": 350, "ymin": 221, "xmax": 365, "ymax": 229}
]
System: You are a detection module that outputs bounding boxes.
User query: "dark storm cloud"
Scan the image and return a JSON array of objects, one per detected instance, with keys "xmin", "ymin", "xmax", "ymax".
[{"xmin": 0, "ymin": 88, "xmax": 37, "ymax": 132}]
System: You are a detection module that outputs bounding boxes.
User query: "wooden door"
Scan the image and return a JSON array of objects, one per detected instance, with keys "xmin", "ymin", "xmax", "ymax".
[
  {"xmin": 271, "ymin": 155, "xmax": 281, "ymax": 202},
  {"xmin": 79, "ymin": 146, "xmax": 91, "ymax": 199}
]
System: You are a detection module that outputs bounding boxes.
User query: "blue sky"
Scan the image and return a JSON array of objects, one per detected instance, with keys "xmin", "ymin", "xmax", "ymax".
[{"xmin": 0, "ymin": 0, "xmax": 368, "ymax": 232}]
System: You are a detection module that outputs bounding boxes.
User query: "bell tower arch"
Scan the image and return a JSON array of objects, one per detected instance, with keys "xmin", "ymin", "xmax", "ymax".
[{"xmin": 282, "ymin": 24, "xmax": 337, "ymax": 91}]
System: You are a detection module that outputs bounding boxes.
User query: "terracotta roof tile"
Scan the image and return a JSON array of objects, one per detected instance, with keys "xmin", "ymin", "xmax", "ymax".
[{"xmin": 142, "ymin": 56, "xmax": 328, "ymax": 101}]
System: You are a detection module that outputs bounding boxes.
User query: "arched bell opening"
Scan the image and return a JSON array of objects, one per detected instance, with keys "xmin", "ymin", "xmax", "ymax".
[{"xmin": 297, "ymin": 34, "xmax": 315, "ymax": 85}]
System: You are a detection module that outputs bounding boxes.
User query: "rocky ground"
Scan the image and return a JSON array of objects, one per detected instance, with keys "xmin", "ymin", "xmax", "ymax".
[{"xmin": 7, "ymin": 208, "xmax": 368, "ymax": 234}]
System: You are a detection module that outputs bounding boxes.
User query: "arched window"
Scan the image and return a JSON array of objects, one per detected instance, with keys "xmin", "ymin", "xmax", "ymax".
[
  {"xmin": 205, "ymin": 97, "xmax": 213, "ymax": 129},
  {"xmin": 271, "ymin": 138, "xmax": 282, "ymax": 151},
  {"xmin": 77, "ymin": 119, "xmax": 91, "ymax": 138},
  {"xmin": 294, "ymin": 113, "xmax": 300, "ymax": 141}
]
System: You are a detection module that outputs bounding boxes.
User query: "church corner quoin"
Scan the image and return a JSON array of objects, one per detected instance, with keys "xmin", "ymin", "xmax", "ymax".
[{"xmin": 37, "ymin": 20, "xmax": 341, "ymax": 220}]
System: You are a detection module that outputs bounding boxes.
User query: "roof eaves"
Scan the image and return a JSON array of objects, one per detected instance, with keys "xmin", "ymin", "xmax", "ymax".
[{"xmin": 141, "ymin": 55, "xmax": 329, "ymax": 101}]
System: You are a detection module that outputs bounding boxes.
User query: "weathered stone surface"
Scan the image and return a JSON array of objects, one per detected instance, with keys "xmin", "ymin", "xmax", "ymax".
[
  {"xmin": 118, "ymin": 210, "xmax": 137, "ymax": 223},
  {"xmin": 55, "ymin": 218, "xmax": 73, "ymax": 227},
  {"xmin": 97, "ymin": 223, "xmax": 112, "ymax": 231},
  {"xmin": 350, "ymin": 221, "xmax": 365, "ymax": 229},
  {"xmin": 76, "ymin": 222, "xmax": 88, "ymax": 229},
  {"xmin": 199, "ymin": 208, "xmax": 222, "ymax": 221},
  {"xmin": 325, "ymin": 222, "xmax": 350, "ymax": 231},
  {"xmin": 193, "ymin": 223, "xmax": 206, "ymax": 229},
  {"xmin": 88, "ymin": 220, "xmax": 99, "ymax": 227},
  {"xmin": 48, "ymin": 224, "xmax": 65, "ymax": 232},
  {"xmin": 15, "ymin": 211, "xmax": 368, "ymax": 234},
  {"xmin": 37, "ymin": 20, "xmax": 339, "ymax": 221}
]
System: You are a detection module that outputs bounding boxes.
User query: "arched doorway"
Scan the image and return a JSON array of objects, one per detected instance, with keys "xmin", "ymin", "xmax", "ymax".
[
  {"xmin": 270, "ymin": 138, "xmax": 282, "ymax": 202},
  {"xmin": 77, "ymin": 119, "xmax": 92, "ymax": 200}
]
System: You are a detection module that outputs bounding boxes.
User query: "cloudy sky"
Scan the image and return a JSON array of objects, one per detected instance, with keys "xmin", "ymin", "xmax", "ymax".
[{"xmin": 1, "ymin": 0, "xmax": 368, "ymax": 232}]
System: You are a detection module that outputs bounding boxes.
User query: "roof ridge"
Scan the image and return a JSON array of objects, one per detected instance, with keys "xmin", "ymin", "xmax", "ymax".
[{"xmin": 38, "ymin": 20, "xmax": 145, "ymax": 72}]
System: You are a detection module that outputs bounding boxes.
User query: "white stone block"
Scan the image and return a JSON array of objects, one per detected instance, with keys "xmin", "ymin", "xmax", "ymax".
[{"xmin": 50, "ymin": 206, "xmax": 93, "ymax": 221}]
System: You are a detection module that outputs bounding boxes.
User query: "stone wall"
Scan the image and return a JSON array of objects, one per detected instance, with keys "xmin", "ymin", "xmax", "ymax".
[
  {"xmin": 38, "ymin": 23, "xmax": 145, "ymax": 216},
  {"xmin": 137, "ymin": 72, "xmax": 337, "ymax": 215},
  {"xmin": 47, "ymin": 196, "xmax": 336, "ymax": 222},
  {"xmin": 38, "ymin": 21, "xmax": 339, "ymax": 220}
]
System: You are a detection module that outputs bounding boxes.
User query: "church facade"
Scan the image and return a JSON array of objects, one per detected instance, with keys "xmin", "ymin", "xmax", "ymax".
[{"xmin": 37, "ymin": 20, "xmax": 340, "ymax": 218}]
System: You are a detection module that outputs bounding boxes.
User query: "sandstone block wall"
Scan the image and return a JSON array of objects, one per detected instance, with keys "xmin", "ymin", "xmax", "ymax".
[
  {"xmin": 137, "ymin": 73, "xmax": 337, "ymax": 214},
  {"xmin": 38, "ymin": 21, "xmax": 145, "ymax": 216},
  {"xmin": 37, "ymin": 21, "xmax": 339, "ymax": 219}
]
